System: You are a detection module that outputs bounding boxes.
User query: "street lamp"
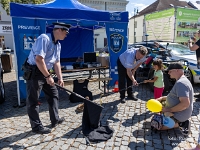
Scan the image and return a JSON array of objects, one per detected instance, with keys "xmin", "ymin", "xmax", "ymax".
[
  {"xmin": 145, "ymin": 34, "xmax": 149, "ymax": 47},
  {"xmin": 133, "ymin": 8, "xmax": 138, "ymax": 43}
]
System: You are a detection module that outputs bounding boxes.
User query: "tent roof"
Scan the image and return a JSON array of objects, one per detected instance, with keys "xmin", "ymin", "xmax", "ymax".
[{"xmin": 10, "ymin": 0, "xmax": 128, "ymax": 23}]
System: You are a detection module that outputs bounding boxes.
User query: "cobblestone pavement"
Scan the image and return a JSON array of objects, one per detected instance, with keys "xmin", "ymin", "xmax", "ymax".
[{"xmin": 1, "ymin": 70, "xmax": 200, "ymax": 150}]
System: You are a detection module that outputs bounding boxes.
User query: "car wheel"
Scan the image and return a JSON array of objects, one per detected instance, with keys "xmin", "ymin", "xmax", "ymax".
[
  {"xmin": 184, "ymin": 69, "xmax": 193, "ymax": 84},
  {"xmin": 0, "ymin": 72, "xmax": 5, "ymax": 104}
]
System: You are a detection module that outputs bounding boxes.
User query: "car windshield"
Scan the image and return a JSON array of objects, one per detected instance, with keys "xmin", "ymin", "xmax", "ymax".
[{"xmin": 162, "ymin": 44, "xmax": 195, "ymax": 55}]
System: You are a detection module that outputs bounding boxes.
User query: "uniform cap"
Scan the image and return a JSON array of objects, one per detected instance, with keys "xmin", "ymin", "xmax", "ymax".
[{"xmin": 52, "ymin": 22, "xmax": 71, "ymax": 33}]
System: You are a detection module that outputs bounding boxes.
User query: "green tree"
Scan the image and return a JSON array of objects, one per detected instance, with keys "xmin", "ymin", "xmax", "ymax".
[{"xmin": 1, "ymin": 0, "xmax": 48, "ymax": 14}]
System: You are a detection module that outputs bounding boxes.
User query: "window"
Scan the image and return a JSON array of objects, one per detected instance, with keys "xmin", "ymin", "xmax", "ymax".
[{"xmin": 134, "ymin": 21, "xmax": 137, "ymax": 28}]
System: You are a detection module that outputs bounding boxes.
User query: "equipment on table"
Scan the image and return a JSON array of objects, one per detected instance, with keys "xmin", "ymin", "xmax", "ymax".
[{"xmin": 83, "ymin": 52, "xmax": 97, "ymax": 63}]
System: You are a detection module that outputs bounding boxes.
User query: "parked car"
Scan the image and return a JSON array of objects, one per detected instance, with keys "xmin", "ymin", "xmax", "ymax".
[
  {"xmin": 132, "ymin": 42, "xmax": 198, "ymax": 84},
  {"xmin": 160, "ymin": 42, "xmax": 196, "ymax": 83}
]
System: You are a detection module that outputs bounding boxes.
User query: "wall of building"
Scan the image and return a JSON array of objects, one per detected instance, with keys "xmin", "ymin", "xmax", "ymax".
[
  {"xmin": 128, "ymin": 15, "xmax": 144, "ymax": 44},
  {"xmin": 79, "ymin": 0, "xmax": 127, "ymax": 11},
  {"xmin": 0, "ymin": 4, "xmax": 13, "ymax": 50}
]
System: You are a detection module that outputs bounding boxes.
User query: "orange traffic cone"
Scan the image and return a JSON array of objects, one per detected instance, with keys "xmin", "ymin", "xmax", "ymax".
[{"xmin": 112, "ymin": 81, "xmax": 119, "ymax": 93}]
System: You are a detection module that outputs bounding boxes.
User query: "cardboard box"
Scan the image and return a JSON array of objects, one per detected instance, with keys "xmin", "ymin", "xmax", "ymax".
[{"xmin": 97, "ymin": 56, "xmax": 109, "ymax": 67}]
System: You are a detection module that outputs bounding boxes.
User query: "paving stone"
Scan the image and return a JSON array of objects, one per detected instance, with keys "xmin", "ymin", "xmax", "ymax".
[{"xmin": 145, "ymin": 146, "xmax": 155, "ymax": 150}]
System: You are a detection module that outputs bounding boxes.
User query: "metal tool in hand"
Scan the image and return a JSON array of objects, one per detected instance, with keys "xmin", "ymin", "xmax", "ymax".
[
  {"xmin": 101, "ymin": 81, "xmax": 145, "ymax": 98},
  {"xmin": 55, "ymin": 83, "xmax": 103, "ymax": 108}
]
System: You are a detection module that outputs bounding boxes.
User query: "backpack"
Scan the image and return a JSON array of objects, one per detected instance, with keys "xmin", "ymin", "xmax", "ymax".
[{"xmin": 150, "ymin": 114, "xmax": 163, "ymax": 131}]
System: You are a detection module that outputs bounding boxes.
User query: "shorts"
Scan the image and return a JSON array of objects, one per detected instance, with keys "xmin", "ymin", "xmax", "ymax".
[{"xmin": 170, "ymin": 116, "xmax": 180, "ymax": 123}]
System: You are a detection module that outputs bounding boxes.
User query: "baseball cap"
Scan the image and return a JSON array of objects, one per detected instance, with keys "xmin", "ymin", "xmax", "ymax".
[
  {"xmin": 167, "ymin": 62, "xmax": 183, "ymax": 71},
  {"xmin": 52, "ymin": 22, "xmax": 71, "ymax": 33},
  {"xmin": 163, "ymin": 116, "xmax": 175, "ymax": 128}
]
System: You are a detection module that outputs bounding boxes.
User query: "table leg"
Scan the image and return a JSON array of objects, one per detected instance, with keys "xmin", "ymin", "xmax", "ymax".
[
  {"xmin": 88, "ymin": 70, "xmax": 92, "ymax": 79},
  {"xmin": 98, "ymin": 69, "xmax": 100, "ymax": 89}
]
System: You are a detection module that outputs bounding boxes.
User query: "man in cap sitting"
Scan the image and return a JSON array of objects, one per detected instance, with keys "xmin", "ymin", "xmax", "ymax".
[
  {"xmin": 156, "ymin": 62, "xmax": 193, "ymax": 135},
  {"xmin": 26, "ymin": 22, "xmax": 71, "ymax": 134}
]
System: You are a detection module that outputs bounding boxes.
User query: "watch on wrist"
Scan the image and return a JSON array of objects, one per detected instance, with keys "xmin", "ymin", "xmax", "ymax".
[{"xmin": 44, "ymin": 74, "xmax": 51, "ymax": 79}]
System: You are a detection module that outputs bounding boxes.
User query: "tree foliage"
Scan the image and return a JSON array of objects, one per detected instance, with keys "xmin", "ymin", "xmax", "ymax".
[{"xmin": 0, "ymin": 0, "xmax": 48, "ymax": 14}]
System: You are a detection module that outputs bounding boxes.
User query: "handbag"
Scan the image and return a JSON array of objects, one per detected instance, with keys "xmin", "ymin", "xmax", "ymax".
[{"xmin": 21, "ymin": 58, "xmax": 33, "ymax": 80}]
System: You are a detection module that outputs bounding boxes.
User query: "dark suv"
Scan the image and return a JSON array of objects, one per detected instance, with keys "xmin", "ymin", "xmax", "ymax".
[{"xmin": 130, "ymin": 42, "xmax": 190, "ymax": 92}]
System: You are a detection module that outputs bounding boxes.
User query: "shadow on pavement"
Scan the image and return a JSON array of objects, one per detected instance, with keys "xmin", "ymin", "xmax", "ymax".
[
  {"xmin": 129, "ymin": 127, "xmax": 186, "ymax": 149},
  {"xmin": 0, "ymin": 80, "xmax": 106, "ymax": 120}
]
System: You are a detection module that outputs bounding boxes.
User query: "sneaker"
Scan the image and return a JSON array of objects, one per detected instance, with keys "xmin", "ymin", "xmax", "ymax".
[
  {"xmin": 127, "ymin": 95, "xmax": 138, "ymax": 101},
  {"xmin": 120, "ymin": 98, "xmax": 126, "ymax": 103},
  {"xmin": 32, "ymin": 126, "xmax": 51, "ymax": 134},
  {"xmin": 51, "ymin": 117, "xmax": 65, "ymax": 128},
  {"xmin": 179, "ymin": 120, "xmax": 191, "ymax": 136}
]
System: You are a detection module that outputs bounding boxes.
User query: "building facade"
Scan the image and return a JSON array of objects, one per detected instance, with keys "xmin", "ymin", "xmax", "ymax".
[
  {"xmin": 128, "ymin": 15, "xmax": 145, "ymax": 44},
  {"xmin": 128, "ymin": 0, "xmax": 198, "ymax": 44},
  {"xmin": 0, "ymin": 5, "xmax": 13, "ymax": 50},
  {"xmin": 78, "ymin": 0, "xmax": 128, "ymax": 50}
]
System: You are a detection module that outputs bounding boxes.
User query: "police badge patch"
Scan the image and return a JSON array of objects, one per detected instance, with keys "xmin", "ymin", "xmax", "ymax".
[{"xmin": 110, "ymin": 33, "xmax": 124, "ymax": 53}]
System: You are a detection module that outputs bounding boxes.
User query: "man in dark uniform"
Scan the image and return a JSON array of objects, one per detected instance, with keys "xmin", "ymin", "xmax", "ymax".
[{"xmin": 26, "ymin": 22, "xmax": 71, "ymax": 134}]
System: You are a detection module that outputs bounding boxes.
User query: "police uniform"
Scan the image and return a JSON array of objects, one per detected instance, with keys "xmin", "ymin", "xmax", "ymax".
[
  {"xmin": 26, "ymin": 23, "xmax": 70, "ymax": 132},
  {"xmin": 117, "ymin": 48, "xmax": 146, "ymax": 99}
]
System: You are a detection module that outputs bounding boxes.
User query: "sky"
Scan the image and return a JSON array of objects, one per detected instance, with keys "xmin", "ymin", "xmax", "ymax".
[{"xmin": 127, "ymin": 0, "xmax": 197, "ymax": 18}]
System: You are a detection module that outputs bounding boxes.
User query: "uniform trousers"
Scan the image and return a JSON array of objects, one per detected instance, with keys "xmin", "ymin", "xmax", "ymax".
[
  {"xmin": 117, "ymin": 58, "xmax": 133, "ymax": 99},
  {"xmin": 26, "ymin": 75, "xmax": 59, "ymax": 131}
]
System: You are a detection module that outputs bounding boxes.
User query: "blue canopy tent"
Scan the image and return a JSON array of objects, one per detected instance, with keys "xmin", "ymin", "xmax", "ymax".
[{"xmin": 10, "ymin": 0, "xmax": 129, "ymax": 106}]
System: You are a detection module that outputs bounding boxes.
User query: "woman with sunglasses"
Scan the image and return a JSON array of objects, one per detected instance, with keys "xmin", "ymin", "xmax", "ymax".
[
  {"xmin": 185, "ymin": 30, "xmax": 200, "ymax": 150},
  {"xmin": 188, "ymin": 30, "xmax": 200, "ymax": 69}
]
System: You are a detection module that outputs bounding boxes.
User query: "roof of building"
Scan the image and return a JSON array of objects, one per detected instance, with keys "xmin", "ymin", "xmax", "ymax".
[
  {"xmin": 188, "ymin": 1, "xmax": 200, "ymax": 9},
  {"xmin": 130, "ymin": 0, "xmax": 194, "ymax": 19}
]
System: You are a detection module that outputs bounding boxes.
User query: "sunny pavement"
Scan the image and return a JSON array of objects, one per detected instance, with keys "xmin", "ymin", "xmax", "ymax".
[{"xmin": 0, "ymin": 70, "xmax": 200, "ymax": 150}]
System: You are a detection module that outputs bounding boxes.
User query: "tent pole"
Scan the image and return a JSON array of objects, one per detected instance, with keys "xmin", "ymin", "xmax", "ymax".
[{"xmin": 11, "ymin": 19, "xmax": 21, "ymax": 106}]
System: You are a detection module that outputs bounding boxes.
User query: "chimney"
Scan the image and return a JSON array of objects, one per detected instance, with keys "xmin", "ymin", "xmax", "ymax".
[{"xmin": 196, "ymin": 1, "xmax": 200, "ymax": 4}]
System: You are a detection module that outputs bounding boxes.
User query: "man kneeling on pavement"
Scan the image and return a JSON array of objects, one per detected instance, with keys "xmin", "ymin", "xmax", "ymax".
[{"xmin": 156, "ymin": 62, "xmax": 193, "ymax": 135}]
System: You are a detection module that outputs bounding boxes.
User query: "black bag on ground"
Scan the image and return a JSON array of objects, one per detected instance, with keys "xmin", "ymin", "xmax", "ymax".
[
  {"xmin": 69, "ymin": 79, "xmax": 93, "ymax": 103},
  {"xmin": 82, "ymin": 98, "xmax": 114, "ymax": 142}
]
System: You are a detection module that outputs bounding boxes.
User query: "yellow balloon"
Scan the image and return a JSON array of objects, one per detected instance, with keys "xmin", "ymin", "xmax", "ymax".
[{"xmin": 146, "ymin": 99, "xmax": 162, "ymax": 112}]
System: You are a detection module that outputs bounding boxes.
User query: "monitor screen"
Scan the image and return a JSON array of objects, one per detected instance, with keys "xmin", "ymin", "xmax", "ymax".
[{"xmin": 83, "ymin": 52, "xmax": 96, "ymax": 63}]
